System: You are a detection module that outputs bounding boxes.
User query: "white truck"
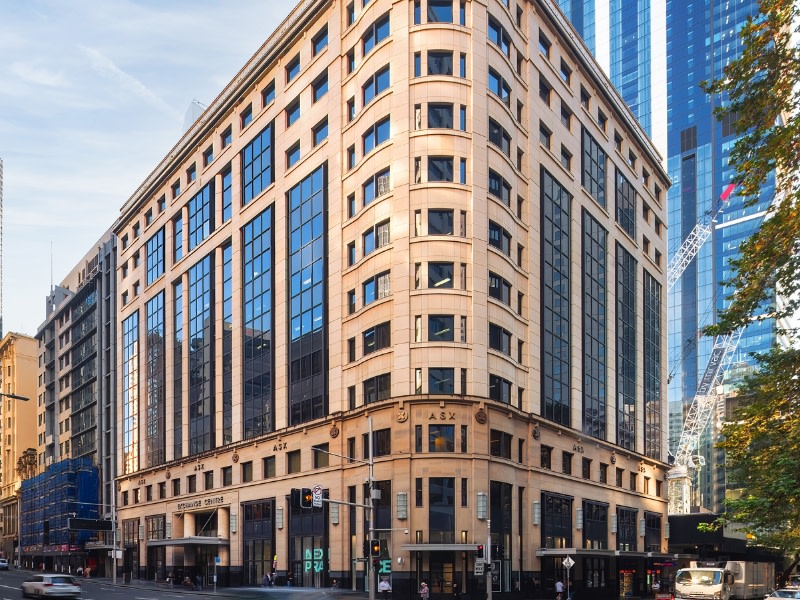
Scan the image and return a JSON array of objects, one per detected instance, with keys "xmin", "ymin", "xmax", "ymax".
[{"xmin": 674, "ymin": 561, "xmax": 774, "ymax": 600}]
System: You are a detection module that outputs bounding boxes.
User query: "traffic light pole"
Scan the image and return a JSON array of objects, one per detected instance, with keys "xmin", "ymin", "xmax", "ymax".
[
  {"xmin": 368, "ymin": 416, "xmax": 376, "ymax": 600},
  {"xmin": 486, "ymin": 519, "xmax": 492, "ymax": 600}
]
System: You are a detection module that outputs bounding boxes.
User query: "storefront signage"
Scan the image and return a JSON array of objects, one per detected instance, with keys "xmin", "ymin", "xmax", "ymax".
[
  {"xmin": 304, "ymin": 548, "xmax": 324, "ymax": 573},
  {"xmin": 428, "ymin": 411, "xmax": 457, "ymax": 420},
  {"xmin": 177, "ymin": 496, "xmax": 225, "ymax": 511}
]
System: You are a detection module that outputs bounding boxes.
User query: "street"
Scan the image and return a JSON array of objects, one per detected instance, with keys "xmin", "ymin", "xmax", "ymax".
[{"xmin": 0, "ymin": 570, "xmax": 360, "ymax": 600}]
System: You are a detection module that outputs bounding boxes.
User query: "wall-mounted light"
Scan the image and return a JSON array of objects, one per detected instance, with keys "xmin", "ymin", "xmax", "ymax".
[
  {"xmin": 230, "ymin": 512, "xmax": 238, "ymax": 534},
  {"xmin": 138, "ymin": 525, "xmax": 145, "ymax": 541},
  {"xmin": 476, "ymin": 492, "xmax": 488, "ymax": 520},
  {"xmin": 639, "ymin": 518, "xmax": 646, "ymax": 537},
  {"xmin": 611, "ymin": 514, "xmax": 618, "ymax": 533},
  {"xmin": 532, "ymin": 500, "xmax": 541, "ymax": 526},
  {"xmin": 330, "ymin": 503, "xmax": 339, "ymax": 525},
  {"xmin": 397, "ymin": 492, "xmax": 408, "ymax": 520},
  {"xmin": 664, "ymin": 522, "xmax": 670, "ymax": 540},
  {"xmin": 166, "ymin": 522, "xmax": 172, "ymax": 539},
  {"xmin": 276, "ymin": 506, "xmax": 284, "ymax": 530},
  {"xmin": 575, "ymin": 507, "xmax": 583, "ymax": 531}
]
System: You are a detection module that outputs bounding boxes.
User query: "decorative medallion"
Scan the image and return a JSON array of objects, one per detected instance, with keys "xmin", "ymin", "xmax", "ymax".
[
  {"xmin": 532, "ymin": 427, "xmax": 541, "ymax": 440},
  {"xmin": 232, "ymin": 452, "xmax": 240, "ymax": 463},
  {"xmin": 330, "ymin": 425, "xmax": 340, "ymax": 438},
  {"xmin": 396, "ymin": 410, "xmax": 408, "ymax": 423},
  {"xmin": 610, "ymin": 452, "xmax": 617, "ymax": 464},
  {"xmin": 165, "ymin": 471, "xmax": 171, "ymax": 480},
  {"xmin": 474, "ymin": 408, "xmax": 488, "ymax": 424}
]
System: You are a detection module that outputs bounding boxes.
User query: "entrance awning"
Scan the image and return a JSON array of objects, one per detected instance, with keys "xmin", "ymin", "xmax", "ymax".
[
  {"xmin": 147, "ymin": 536, "xmax": 229, "ymax": 547},
  {"xmin": 401, "ymin": 544, "xmax": 480, "ymax": 552},
  {"xmin": 535, "ymin": 548, "xmax": 615, "ymax": 557}
]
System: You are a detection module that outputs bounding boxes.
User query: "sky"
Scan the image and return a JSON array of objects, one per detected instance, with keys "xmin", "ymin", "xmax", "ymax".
[{"xmin": 0, "ymin": 0, "xmax": 294, "ymax": 336}]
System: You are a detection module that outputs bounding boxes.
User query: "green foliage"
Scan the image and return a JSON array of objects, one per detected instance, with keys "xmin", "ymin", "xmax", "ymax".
[{"xmin": 700, "ymin": 0, "xmax": 800, "ymax": 336}]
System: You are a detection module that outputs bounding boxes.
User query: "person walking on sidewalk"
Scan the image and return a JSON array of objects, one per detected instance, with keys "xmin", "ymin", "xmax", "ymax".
[{"xmin": 379, "ymin": 576, "xmax": 392, "ymax": 600}]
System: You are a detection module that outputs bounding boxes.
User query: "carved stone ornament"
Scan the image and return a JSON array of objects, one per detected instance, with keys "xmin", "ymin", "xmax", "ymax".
[
  {"xmin": 475, "ymin": 409, "xmax": 488, "ymax": 424},
  {"xmin": 532, "ymin": 427, "xmax": 541, "ymax": 440},
  {"xmin": 165, "ymin": 471, "xmax": 171, "ymax": 479},
  {"xmin": 232, "ymin": 452, "xmax": 240, "ymax": 463},
  {"xmin": 330, "ymin": 425, "xmax": 340, "ymax": 438},
  {"xmin": 396, "ymin": 410, "xmax": 408, "ymax": 423}
]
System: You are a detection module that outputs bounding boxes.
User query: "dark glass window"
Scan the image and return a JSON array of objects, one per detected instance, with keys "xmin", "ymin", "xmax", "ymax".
[
  {"xmin": 188, "ymin": 255, "xmax": 213, "ymax": 454},
  {"xmin": 489, "ymin": 374, "xmax": 512, "ymax": 403},
  {"xmin": 313, "ymin": 118, "xmax": 329, "ymax": 146},
  {"xmin": 262, "ymin": 80, "xmax": 275, "ymax": 106},
  {"xmin": 221, "ymin": 166, "xmax": 232, "ymax": 223},
  {"xmin": 242, "ymin": 121, "xmax": 274, "ymax": 204},
  {"xmin": 363, "ymin": 220, "xmax": 390, "ymax": 256},
  {"xmin": 188, "ymin": 181, "xmax": 214, "ymax": 251},
  {"xmin": 490, "ymin": 429, "xmax": 512, "ymax": 458},
  {"xmin": 221, "ymin": 126, "xmax": 232, "ymax": 148},
  {"xmin": 583, "ymin": 501, "xmax": 608, "ymax": 549},
  {"xmin": 312, "ymin": 71, "xmax": 329, "ymax": 102},
  {"xmin": 146, "ymin": 228, "xmax": 165, "ymax": 286},
  {"xmin": 488, "ymin": 118, "xmax": 511, "ymax": 156},
  {"xmin": 615, "ymin": 167, "xmax": 636, "ymax": 238},
  {"xmin": 488, "ymin": 220, "xmax": 511, "ymax": 255},
  {"xmin": 428, "ymin": 209, "xmax": 454, "ymax": 234},
  {"xmin": 363, "ymin": 168, "xmax": 391, "ymax": 205},
  {"xmin": 363, "ymin": 13, "xmax": 390, "ymax": 56},
  {"xmin": 428, "ymin": 50, "xmax": 454, "ymax": 75},
  {"xmin": 429, "ymin": 368, "xmax": 455, "ymax": 394},
  {"xmin": 428, "ymin": 315, "xmax": 455, "ymax": 342},
  {"xmin": 488, "ymin": 271, "xmax": 511, "ymax": 304},
  {"xmin": 429, "ymin": 477, "xmax": 455, "ymax": 543},
  {"xmin": 286, "ymin": 143, "xmax": 301, "ymax": 168},
  {"xmin": 429, "ymin": 424, "xmax": 455, "ymax": 451},
  {"xmin": 145, "ymin": 293, "xmax": 165, "ymax": 467},
  {"xmin": 488, "ymin": 170, "xmax": 511, "ymax": 205},
  {"xmin": 429, "ymin": 262, "xmax": 454, "ymax": 288},
  {"xmin": 582, "ymin": 127, "xmax": 607, "ymax": 207},
  {"xmin": 488, "ymin": 323, "xmax": 511, "ymax": 355},
  {"xmin": 428, "ymin": 156, "xmax": 454, "ymax": 181},
  {"xmin": 541, "ymin": 446, "xmax": 552, "ymax": 469},
  {"xmin": 488, "ymin": 16, "xmax": 511, "ymax": 56},
  {"xmin": 542, "ymin": 493, "xmax": 572, "ymax": 548},
  {"xmin": 644, "ymin": 512, "xmax": 661, "ymax": 552},
  {"xmin": 541, "ymin": 167, "xmax": 571, "ymax": 426},
  {"xmin": 362, "ymin": 428, "xmax": 392, "ymax": 457},
  {"xmin": 312, "ymin": 25, "xmax": 329, "ymax": 55},
  {"xmin": 616, "ymin": 244, "xmax": 636, "ymax": 450},
  {"xmin": 222, "ymin": 244, "xmax": 233, "ymax": 445},
  {"xmin": 428, "ymin": 103, "xmax": 454, "ymax": 128},
  {"xmin": 240, "ymin": 105, "xmax": 253, "ymax": 128},
  {"xmin": 616, "ymin": 507, "xmax": 637, "ymax": 551},
  {"xmin": 286, "ymin": 54, "xmax": 300, "ymax": 82},
  {"xmin": 363, "ymin": 271, "xmax": 391, "ymax": 305},
  {"xmin": 488, "ymin": 68, "xmax": 511, "ymax": 106},
  {"xmin": 363, "ymin": 322, "xmax": 391, "ymax": 355},
  {"xmin": 173, "ymin": 282, "xmax": 183, "ymax": 457},
  {"xmin": 363, "ymin": 65, "xmax": 390, "ymax": 106},
  {"xmin": 242, "ymin": 208, "xmax": 274, "ymax": 439},
  {"xmin": 364, "ymin": 373, "xmax": 391, "ymax": 404},
  {"xmin": 582, "ymin": 209, "xmax": 607, "ymax": 440},
  {"xmin": 428, "ymin": 0, "xmax": 453, "ymax": 22},
  {"xmin": 363, "ymin": 116, "xmax": 391, "ymax": 155},
  {"xmin": 643, "ymin": 271, "xmax": 662, "ymax": 459},
  {"xmin": 286, "ymin": 97, "xmax": 301, "ymax": 126}
]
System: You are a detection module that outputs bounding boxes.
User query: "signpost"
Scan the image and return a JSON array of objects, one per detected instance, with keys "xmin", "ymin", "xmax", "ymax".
[
  {"xmin": 562, "ymin": 556, "xmax": 574, "ymax": 599},
  {"xmin": 312, "ymin": 484, "xmax": 323, "ymax": 508}
]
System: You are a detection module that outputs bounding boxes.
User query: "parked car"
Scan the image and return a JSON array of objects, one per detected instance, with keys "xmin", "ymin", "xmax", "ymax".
[
  {"xmin": 0, "ymin": 558, "xmax": 8, "ymax": 570},
  {"xmin": 21, "ymin": 574, "xmax": 81, "ymax": 598},
  {"xmin": 765, "ymin": 590, "xmax": 800, "ymax": 599}
]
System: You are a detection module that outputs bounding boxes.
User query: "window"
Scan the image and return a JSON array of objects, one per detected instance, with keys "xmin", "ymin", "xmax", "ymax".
[
  {"xmin": 538, "ymin": 31, "xmax": 551, "ymax": 58},
  {"xmin": 363, "ymin": 270, "xmax": 391, "ymax": 305},
  {"xmin": 173, "ymin": 216, "xmax": 183, "ymax": 262},
  {"xmin": 172, "ymin": 479, "xmax": 181, "ymax": 496},
  {"xmin": 614, "ymin": 131, "xmax": 623, "ymax": 152},
  {"xmin": 562, "ymin": 451, "xmax": 573, "ymax": 475},
  {"xmin": 539, "ymin": 122, "xmax": 552, "ymax": 149},
  {"xmin": 286, "ymin": 97, "xmax": 301, "ymax": 126},
  {"xmin": 362, "ymin": 429, "xmax": 392, "ymax": 458},
  {"xmin": 241, "ymin": 104, "xmax": 253, "ymax": 128},
  {"xmin": 363, "ymin": 116, "xmax": 390, "ymax": 155},
  {"xmin": 429, "ymin": 315, "xmax": 455, "ymax": 342},
  {"xmin": 287, "ymin": 450, "xmax": 301, "ymax": 474},
  {"xmin": 428, "ymin": 50, "xmax": 453, "ymax": 75},
  {"xmin": 615, "ymin": 167, "xmax": 637, "ymax": 237},
  {"xmin": 241, "ymin": 461, "xmax": 253, "ymax": 483},
  {"xmin": 582, "ymin": 127, "xmax": 607, "ymax": 206},
  {"xmin": 171, "ymin": 180, "xmax": 180, "ymax": 199},
  {"xmin": 597, "ymin": 109, "xmax": 608, "ymax": 131},
  {"xmin": 488, "ymin": 170, "xmax": 512, "ymax": 205},
  {"xmin": 488, "ymin": 118, "xmax": 511, "ymax": 156},
  {"xmin": 221, "ymin": 126, "xmax": 232, "ymax": 148},
  {"xmin": 560, "ymin": 102, "xmax": 572, "ymax": 129},
  {"xmin": 348, "ymin": 337, "xmax": 356, "ymax": 362},
  {"xmin": 313, "ymin": 117, "xmax": 329, "ymax": 145},
  {"xmin": 428, "ymin": 103, "xmax": 454, "ymax": 128},
  {"xmin": 541, "ymin": 445, "xmax": 552, "ymax": 469},
  {"xmin": 560, "ymin": 59, "xmax": 572, "ymax": 84},
  {"xmin": 347, "ymin": 97, "xmax": 356, "ymax": 122},
  {"xmin": 414, "ymin": 0, "xmax": 421, "ymax": 24},
  {"xmin": 489, "ymin": 374, "xmax": 512, "ymax": 403},
  {"xmin": 347, "ymin": 289, "xmax": 356, "ymax": 314},
  {"xmin": 428, "ymin": 156, "xmax": 454, "ymax": 181},
  {"xmin": 286, "ymin": 54, "xmax": 301, "ymax": 82},
  {"xmin": 539, "ymin": 77, "xmax": 551, "ymax": 105},
  {"xmin": 363, "ymin": 220, "xmax": 391, "ymax": 255},
  {"xmin": 347, "ymin": 48, "xmax": 355, "ymax": 74},
  {"xmin": 347, "ymin": 1, "xmax": 355, "ymax": 25},
  {"xmin": 145, "ymin": 228, "xmax": 165, "ymax": 285},
  {"xmin": 202, "ymin": 146, "xmax": 214, "ymax": 167},
  {"xmin": 429, "ymin": 424, "xmax": 455, "ymax": 451},
  {"xmin": 488, "ymin": 68, "xmax": 511, "ymax": 106},
  {"xmin": 363, "ymin": 65, "xmax": 390, "ymax": 105},
  {"xmin": 488, "ymin": 220, "xmax": 511, "ymax": 255},
  {"xmin": 364, "ymin": 373, "xmax": 391, "ymax": 404},
  {"xmin": 188, "ymin": 474, "xmax": 197, "ymax": 493},
  {"xmin": 429, "ymin": 262, "xmax": 454, "ymax": 288},
  {"xmin": 428, "ymin": 0, "xmax": 453, "ymax": 22},
  {"xmin": 488, "ymin": 323, "xmax": 511, "ymax": 355},
  {"xmin": 580, "ymin": 85, "xmax": 591, "ymax": 109},
  {"xmin": 313, "ymin": 443, "xmax": 330, "ymax": 468},
  {"xmin": 312, "ymin": 71, "xmax": 329, "ymax": 102},
  {"xmin": 262, "ymin": 80, "xmax": 275, "ymax": 106},
  {"xmin": 428, "ymin": 209, "xmax": 454, "ymax": 235},
  {"xmin": 347, "ymin": 241, "xmax": 356, "ymax": 266},
  {"xmin": 312, "ymin": 24, "xmax": 329, "ymax": 55},
  {"xmin": 347, "ymin": 145, "xmax": 356, "ymax": 170},
  {"xmin": 363, "ymin": 168, "xmax": 391, "ymax": 205},
  {"xmin": 460, "ymin": 52, "xmax": 467, "ymax": 77},
  {"xmin": 460, "ymin": 105, "xmax": 467, "ymax": 130},
  {"xmin": 488, "ymin": 271, "xmax": 511, "ymax": 304},
  {"xmin": 429, "ymin": 368, "xmax": 455, "ymax": 394},
  {"xmin": 222, "ymin": 466, "xmax": 233, "ymax": 486},
  {"xmin": 599, "ymin": 463, "xmax": 608, "ymax": 483},
  {"xmin": 286, "ymin": 142, "xmax": 301, "ymax": 168},
  {"xmin": 363, "ymin": 13, "xmax": 390, "ymax": 56},
  {"xmin": 363, "ymin": 322, "xmax": 391, "ymax": 355},
  {"xmin": 242, "ymin": 122, "xmax": 274, "ymax": 204},
  {"xmin": 158, "ymin": 195, "xmax": 166, "ymax": 212},
  {"xmin": 488, "ymin": 16, "xmax": 511, "ymax": 56},
  {"xmin": 628, "ymin": 150, "xmax": 637, "ymax": 169},
  {"xmin": 560, "ymin": 145, "xmax": 572, "ymax": 170},
  {"xmin": 490, "ymin": 429, "xmax": 513, "ymax": 458},
  {"xmin": 582, "ymin": 457, "xmax": 592, "ymax": 479},
  {"xmin": 263, "ymin": 455, "xmax": 276, "ymax": 478}
]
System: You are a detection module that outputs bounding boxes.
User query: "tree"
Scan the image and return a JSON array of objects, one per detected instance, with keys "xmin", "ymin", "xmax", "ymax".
[
  {"xmin": 700, "ymin": 0, "xmax": 800, "ymax": 336},
  {"xmin": 714, "ymin": 347, "xmax": 800, "ymax": 583}
]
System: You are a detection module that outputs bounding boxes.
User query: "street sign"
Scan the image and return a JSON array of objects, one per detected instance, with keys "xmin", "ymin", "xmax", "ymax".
[
  {"xmin": 312, "ymin": 484, "xmax": 323, "ymax": 508},
  {"xmin": 562, "ymin": 556, "xmax": 575, "ymax": 570},
  {"xmin": 474, "ymin": 561, "xmax": 484, "ymax": 575}
]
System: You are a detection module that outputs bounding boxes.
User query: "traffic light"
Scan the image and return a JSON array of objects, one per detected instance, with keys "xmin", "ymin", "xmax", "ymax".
[
  {"xmin": 372, "ymin": 558, "xmax": 379, "ymax": 571},
  {"xmin": 301, "ymin": 488, "xmax": 313, "ymax": 509},
  {"xmin": 370, "ymin": 539, "xmax": 381, "ymax": 557},
  {"xmin": 476, "ymin": 544, "xmax": 484, "ymax": 559}
]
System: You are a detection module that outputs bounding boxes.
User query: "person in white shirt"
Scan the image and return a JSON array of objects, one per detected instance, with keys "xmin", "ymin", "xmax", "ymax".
[
  {"xmin": 555, "ymin": 579, "xmax": 565, "ymax": 600},
  {"xmin": 379, "ymin": 577, "xmax": 392, "ymax": 600}
]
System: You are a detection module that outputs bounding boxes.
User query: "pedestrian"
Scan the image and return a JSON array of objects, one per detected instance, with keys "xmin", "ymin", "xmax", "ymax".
[
  {"xmin": 419, "ymin": 581, "xmax": 430, "ymax": 600},
  {"xmin": 555, "ymin": 578, "xmax": 565, "ymax": 600},
  {"xmin": 453, "ymin": 581, "xmax": 460, "ymax": 599},
  {"xmin": 379, "ymin": 576, "xmax": 392, "ymax": 600},
  {"xmin": 195, "ymin": 574, "xmax": 202, "ymax": 591},
  {"xmin": 331, "ymin": 579, "xmax": 338, "ymax": 589},
  {"xmin": 263, "ymin": 573, "xmax": 270, "ymax": 587},
  {"xmin": 287, "ymin": 571, "xmax": 294, "ymax": 587}
]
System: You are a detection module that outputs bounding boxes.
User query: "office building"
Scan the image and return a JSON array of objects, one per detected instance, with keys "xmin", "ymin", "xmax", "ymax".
[
  {"xmin": 0, "ymin": 332, "xmax": 38, "ymax": 562},
  {"xmin": 114, "ymin": 1, "xmax": 670, "ymax": 598},
  {"xmin": 27, "ymin": 231, "xmax": 117, "ymax": 573}
]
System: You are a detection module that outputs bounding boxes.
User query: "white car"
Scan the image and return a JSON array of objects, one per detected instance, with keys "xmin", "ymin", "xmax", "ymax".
[
  {"xmin": 21, "ymin": 574, "xmax": 81, "ymax": 598},
  {"xmin": 765, "ymin": 590, "xmax": 800, "ymax": 599},
  {"xmin": 0, "ymin": 558, "xmax": 8, "ymax": 570}
]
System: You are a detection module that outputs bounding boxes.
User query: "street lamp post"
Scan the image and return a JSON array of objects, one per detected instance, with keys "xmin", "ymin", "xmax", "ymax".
[{"xmin": 3, "ymin": 394, "xmax": 30, "ymax": 570}]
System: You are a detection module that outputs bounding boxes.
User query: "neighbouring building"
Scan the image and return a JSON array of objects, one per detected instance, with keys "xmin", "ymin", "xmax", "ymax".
[
  {"xmin": 0, "ymin": 332, "xmax": 38, "ymax": 562},
  {"xmin": 24, "ymin": 231, "xmax": 117, "ymax": 574},
  {"xmin": 113, "ymin": 1, "xmax": 670, "ymax": 598}
]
